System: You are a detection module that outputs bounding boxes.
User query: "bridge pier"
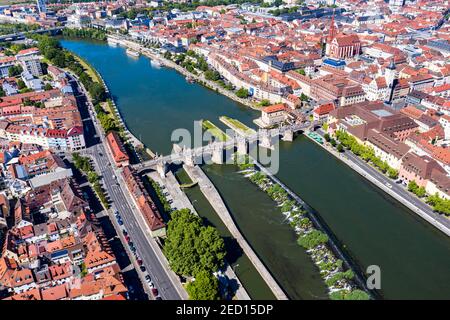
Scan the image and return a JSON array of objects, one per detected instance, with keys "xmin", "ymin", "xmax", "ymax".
[
  {"xmin": 259, "ymin": 129, "xmax": 274, "ymax": 150},
  {"xmin": 156, "ymin": 159, "xmax": 168, "ymax": 178},
  {"xmin": 282, "ymin": 128, "xmax": 294, "ymax": 142},
  {"xmin": 183, "ymin": 151, "xmax": 196, "ymax": 167},
  {"xmin": 172, "ymin": 143, "xmax": 183, "ymax": 154},
  {"xmin": 211, "ymin": 143, "xmax": 224, "ymax": 164},
  {"xmin": 236, "ymin": 136, "xmax": 248, "ymax": 155}
]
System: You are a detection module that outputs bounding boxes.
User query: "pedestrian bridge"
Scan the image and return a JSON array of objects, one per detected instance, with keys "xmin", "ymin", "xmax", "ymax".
[{"xmin": 131, "ymin": 122, "xmax": 310, "ymax": 174}]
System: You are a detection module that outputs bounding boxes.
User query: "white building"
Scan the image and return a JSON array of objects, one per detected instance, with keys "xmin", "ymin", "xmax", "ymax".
[{"xmin": 19, "ymin": 56, "xmax": 43, "ymax": 77}]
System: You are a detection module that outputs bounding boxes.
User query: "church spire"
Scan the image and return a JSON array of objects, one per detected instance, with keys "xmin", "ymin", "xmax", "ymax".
[{"xmin": 327, "ymin": 9, "xmax": 337, "ymax": 43}]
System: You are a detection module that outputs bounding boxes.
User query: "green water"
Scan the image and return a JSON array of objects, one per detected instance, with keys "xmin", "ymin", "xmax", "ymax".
[{"xmin": 61, "ymin": 39, "xmax": 450, "ymax": 299}]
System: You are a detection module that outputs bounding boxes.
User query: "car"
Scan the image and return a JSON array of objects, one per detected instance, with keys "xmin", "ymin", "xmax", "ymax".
[
  {"xmin": 130, "ymin": 247, "xmax": 136, "ymax": 253},
  {"xmin": 125, "ymin": 235, "xmax": 131, "ymax": 243},
  {"xmin": 151, "ymin": 288, "xmax": 158, "ymax": 297},
  {"xmin": 137, "ymin": 258, "xmax": 143, "ymax": 266},
  {"xmin": 99, "ymin": 152, "xmax": 103, "ymax": 157},
  {"xmin": 155, "ymin": 296, "xmax": 162, "ymax": 300},
  {"xmin": 122, "ymin": 229, "xmax": 128, "ymax": 236},
  {"xmin": 117, "ymin": 219, "xmax": 124, "ymax": 226},
  {"xmin": 385, "ymin": 183, "xmax": 392, "ymax": 189},
  {"xmin": 140, "ymin": 265, "xmax": 146, "ymax": 272}
]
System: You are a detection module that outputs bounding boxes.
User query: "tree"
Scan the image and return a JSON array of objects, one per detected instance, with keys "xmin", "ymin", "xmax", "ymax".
[
  {"xmin": 416, "ymin": 187, "xmax": 426, "ymax": 198},
  {"xmin": 235, "ymin": 87, "xmax": 249, "ymax": 99},
  {"xmin": 300, "ymin": 93, "xmax": 309, "ymax": 101},
  {"xmin": 387, "ymin": 168, "xmax": 398, "ymax": 179},
  {"xmin": 186, "ymin": 271, "xmax": 220, "ymax": 300},
  {"xmin": 324, "ymin": 133, "xmax": 330, "ymax": 142},
  {"xmin": 0, "ymin": 87, "xmax": 5, "ymax": 98},
  {"xmin": 204, "ymin": 70, "xmax": 221, "ymax": 81},
  {"xmin": 8, "ymin": 65, "xmax": 23, "ymax": 77},
  {"xmin": 331, "ymin": 289, "xmax": 370, "ymax": 300},
  {"xmin": 164, "ymin": 209, "xmax": 226, "ymax": 276},
  {"xmin": 297, "ymin": 230, "xmax": 328, "ymax": 249},
  {"xmin": 87, "ymin": 171, "xmax": 99, "ymax": 184},
  {"xmin": 426, "ymin": 194, "xmax": 450, "ymax": 216},
  {"xmin": 407, "ymin": 180, "xmax": 419, "ymax": 193},
  {"xmin": 337, "ymin": 144, "xmax": 344, "ymax": 153},
  {"xmin": 163, "ymin": 51, "xmax": 172, "ymax": 60},
  {"xmin": 259, "ymin": 99, "xmax": 271, "ymax": 107},
  {"xmin": 296, "ymin": 68, "xmax": 306, "ymax": 76},
  {"xmin": 17, "ymin": 79, "xmax": 26, "ymax": 90},
  {"xmin": 330, "ymin": 138, "xmax": 337, "ymax": 147},
  {"xmin": 44, "ymin": 83, "xmax": 53, "ymax": 91},
  {"xmin": 89, "ymin": 82, "xmax": 106, "ymax": 104}
]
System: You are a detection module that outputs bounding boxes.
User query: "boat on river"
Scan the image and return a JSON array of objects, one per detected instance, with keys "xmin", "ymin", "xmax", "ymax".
[
  {"xmin": 126, "ymin": 49, "xmax": 140, "ymax": 58},
  {"xmin": 150, "ymin": 59, "xmax": 161, "ymax": 68},
  {"xmin": 107, "ymin": 38, "xmax": 118, "ymax": 47}
]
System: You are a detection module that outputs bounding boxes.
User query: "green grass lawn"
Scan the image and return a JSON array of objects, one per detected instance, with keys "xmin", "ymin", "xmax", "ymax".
[
  {"xmin": 72, "ymin": 54, "xmax": 101, "ymax": 83},
  {"xmin": 202, "ymin": 120, "xmax": 229, "ymax": 142},
  {"xmin": 219, "ymin": 116, "xmax": 256, "ymax": 136}
]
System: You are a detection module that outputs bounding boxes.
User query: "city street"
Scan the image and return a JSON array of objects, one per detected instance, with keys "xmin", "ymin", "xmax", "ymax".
[
  {"xmin": 71, "ymin": 74, "xmax": 185, "ymax": 300},
  {"xmin": 315, "ymin": 129, "xmax": 450, "ymax": 235}
]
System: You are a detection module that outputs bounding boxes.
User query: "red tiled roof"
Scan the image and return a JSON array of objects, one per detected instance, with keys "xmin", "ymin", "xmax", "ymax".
[
  {"xmin": 262, "ymin": 104, "xmax": 286, "ymax": 114},
  {"xmin": 314, "ymin": 103, "xmax": 335, "ymax": 116}
]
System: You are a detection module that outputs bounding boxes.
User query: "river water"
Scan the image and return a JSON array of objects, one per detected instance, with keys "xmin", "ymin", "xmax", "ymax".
[{"xmin": 61, "ymin": 39, "xmax": 450, "ymax": 300}]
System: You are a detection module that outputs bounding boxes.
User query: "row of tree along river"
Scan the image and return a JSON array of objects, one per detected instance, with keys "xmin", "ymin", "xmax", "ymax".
[{"xmin": 61, "ymin": 38, "xmax": 450, "ymax": 299}]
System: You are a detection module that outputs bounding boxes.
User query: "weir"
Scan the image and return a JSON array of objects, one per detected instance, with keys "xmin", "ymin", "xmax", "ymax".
[
  {"xmin": 183, "ymin": 164, "xmax": 289, "ymax": 300},
  {"xmin": 251, "ymin": 158, "xmax": 372, "ymax": 298}
]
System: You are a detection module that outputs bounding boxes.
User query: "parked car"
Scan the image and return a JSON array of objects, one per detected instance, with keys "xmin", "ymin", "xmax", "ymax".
[
  {"xmin": 151, "ymin": 288, "xmax": 158, "ymax": 297},
  {"xmin": 117, "ymin": 218, "xmax": 123, "ymax": 226},
  {"xmin": 140, "ymin": 265, "xmax": 146, "ymax": 272},
  {"xmin": 122, "ymin": 230, "xmax": 128, "ymax": 236},
  {"xmin": 125, "ymin": 235, "xmax": 131, "ymax": 243},
  {"xmin": 145, "ymin": 275, "xmax": 151, "ymax": 283},
  {"xmin": 385, "ymin": 183, "xmax": 393, "ymax": 189},
  {"xmin": 137, "ymin": 258, "xmax": 143, "ymax": 266},
  {"xmin": 155, "ymin": 296, "xmax": 162, "ymax": 300}
]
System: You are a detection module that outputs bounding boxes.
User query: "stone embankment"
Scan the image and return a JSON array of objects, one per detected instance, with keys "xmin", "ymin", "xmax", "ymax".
[{"xmin": 183, "ymin": 164, "xmax": 289, "ymax": 300}]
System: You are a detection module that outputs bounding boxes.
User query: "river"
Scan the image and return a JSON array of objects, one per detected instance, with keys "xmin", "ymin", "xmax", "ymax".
[{"xmin": 61, "ymin": 38, "xmax": 450, "ymax": 300}]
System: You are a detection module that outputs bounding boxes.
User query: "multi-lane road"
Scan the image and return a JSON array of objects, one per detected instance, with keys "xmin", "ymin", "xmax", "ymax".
[
  {"xmin": 71, "ymin": 75, "xmax": 185, "ymax": 300},
  {"xmin": 315, "ymin": 129, "xmax": 450, "ymax": 235}
]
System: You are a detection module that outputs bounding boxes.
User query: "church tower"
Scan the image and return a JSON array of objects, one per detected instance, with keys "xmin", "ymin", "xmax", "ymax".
[
  {"xmin": 385, "ymin": 58, "xmax": 399, "ymax": 103},
  {"xmin": 385, "ymin": 58, "xmax": 398, "ymax": 88},
  {"xmin": 325, "ymin": 10, "xmax": 337, "ymax": 56}
]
